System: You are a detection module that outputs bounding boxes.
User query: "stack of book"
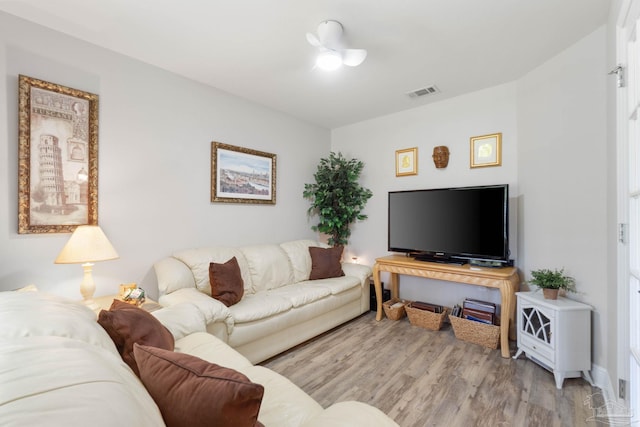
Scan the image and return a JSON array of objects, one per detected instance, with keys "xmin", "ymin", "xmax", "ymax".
[
  {"xmin": 451, "ymin": 298, "xmax": 496, "ymax": 325},
  {"xmin": 410, "ymin": 301, "xmax": 444, "ymax": 314}
]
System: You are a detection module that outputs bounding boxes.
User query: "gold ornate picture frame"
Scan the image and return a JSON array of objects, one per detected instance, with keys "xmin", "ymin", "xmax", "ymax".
[
  {"xmin": 18, "ymin": 75, "xmax": 99, "ymax": 234},
  {"xmin": 470, "ymin": 133, "xmax": 502, "ymax": 168},
  {"xmin": 395, "ymin": 147, "xmax": 418, "ymax": 176},
  {"xmin": 211, "ymin": 142, "xmax": 276, "ymax": 204}
]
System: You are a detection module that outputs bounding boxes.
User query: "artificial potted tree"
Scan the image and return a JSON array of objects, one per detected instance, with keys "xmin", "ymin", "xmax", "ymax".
[
  {"xmin": 303, "ymin": 152, "xmax": 373, "ymax": 247},
  {"xmin": 528, "ymin": 268, "xmax": 577, "ymax": 300}
]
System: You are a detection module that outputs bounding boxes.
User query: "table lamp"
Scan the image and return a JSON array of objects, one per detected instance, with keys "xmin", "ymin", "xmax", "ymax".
[{"xmin": 55, "ymin": 225, "xmax": 119, "ymax": 309}]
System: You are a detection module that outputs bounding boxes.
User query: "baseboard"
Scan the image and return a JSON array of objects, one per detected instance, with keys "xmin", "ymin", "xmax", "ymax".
[
  {"xmin": 588, "ymin": 363, "xmax": 634, "ymax": 425},
  {"xmin": 590, "ymin": 363, "xmax": 615, "ymax": 400}
]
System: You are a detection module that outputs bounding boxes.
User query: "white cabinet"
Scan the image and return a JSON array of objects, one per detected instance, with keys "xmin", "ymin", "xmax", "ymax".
[{"xmin": 513, "ymin": 291, "xmax": 594, "ymax": 389}]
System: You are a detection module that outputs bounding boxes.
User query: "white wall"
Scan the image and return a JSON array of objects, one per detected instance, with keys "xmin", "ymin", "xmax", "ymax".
[
  {"xmin": 517, "ymin": 26, "xmax": 608, "ymax": 368},
  {"xmin": 0, "ymin": 12, "xmax": 330, "ymax": 299},
  {"xmin": 332, "ymin": 82, "xmax": 519, "ymax": 307},
  {"xmin": 333, "ymin": 26, "xmax": 609, "ymax": 373}
]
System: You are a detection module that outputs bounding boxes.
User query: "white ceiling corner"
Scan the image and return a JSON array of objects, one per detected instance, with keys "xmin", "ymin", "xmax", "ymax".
[{"xmin": 0, "ymin": 0, "xmax": 611, "ymax": 129}]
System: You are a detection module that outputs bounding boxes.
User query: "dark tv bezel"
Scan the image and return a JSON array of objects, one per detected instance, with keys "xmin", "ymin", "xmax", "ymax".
[{"xmin": 387, "ymin": 184, "xmax": 510, "ymax": 264}]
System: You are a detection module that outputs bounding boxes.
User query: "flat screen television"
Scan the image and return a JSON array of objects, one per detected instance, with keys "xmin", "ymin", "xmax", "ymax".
[{"xmin": 388, "ymin": 184, "xmax": 510, "ymax": 265}]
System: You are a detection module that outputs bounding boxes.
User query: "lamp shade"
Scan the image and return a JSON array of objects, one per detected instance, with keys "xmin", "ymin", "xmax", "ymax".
[{"xmin": 55, "ymin": 225, "xmax": 119, "ymax": 264}]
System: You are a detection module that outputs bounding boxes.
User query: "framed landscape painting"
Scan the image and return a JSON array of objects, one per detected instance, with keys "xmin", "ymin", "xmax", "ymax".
[
  {"xmin": 211, "ymin": 142, "xmax": 276, "ymax": 204},
  {"xmin": 18, "ymin": 75, "xmax": 99, "ymax": 234}
]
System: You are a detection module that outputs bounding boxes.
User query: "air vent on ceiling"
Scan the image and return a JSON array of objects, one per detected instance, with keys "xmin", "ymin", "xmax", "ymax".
[{"xmin": 407, "ymin": 85, "xmax": 440, "ymax": 98}]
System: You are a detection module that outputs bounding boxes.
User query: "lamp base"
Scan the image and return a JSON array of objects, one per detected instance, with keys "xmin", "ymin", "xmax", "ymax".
[
  {"xmin": 79, "ymin": 262, "xmax": 101, "ymax": 312},
  {"xmin": 81, "ymin": 298, "xmax": 100, "ymax": 312}
]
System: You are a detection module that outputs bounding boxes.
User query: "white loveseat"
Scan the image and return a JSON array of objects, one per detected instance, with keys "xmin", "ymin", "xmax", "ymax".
[
  {"xmin": 154, "ymin": 239, "xmax": 372, "ymax": 363},
  {"xmin": 0, "ymin": 291, "xmax": 398, "ymax": 426}
]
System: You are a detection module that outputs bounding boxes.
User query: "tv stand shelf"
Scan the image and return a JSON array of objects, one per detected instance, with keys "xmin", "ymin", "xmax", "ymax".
[{"xmin": 372, "ymin": 255, "xmax": 520, "ymax": 358}]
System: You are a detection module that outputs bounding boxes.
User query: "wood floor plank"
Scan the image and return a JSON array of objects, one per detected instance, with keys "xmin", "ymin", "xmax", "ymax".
[{"xmin": 261, "ymin": 312, "xmax": 603, "ymax": 426}]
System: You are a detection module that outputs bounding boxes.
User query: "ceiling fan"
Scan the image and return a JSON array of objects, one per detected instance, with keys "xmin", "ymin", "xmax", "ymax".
[{"xmin": 306, "ymin": 20, "xmax": 367, "ymax": 71}]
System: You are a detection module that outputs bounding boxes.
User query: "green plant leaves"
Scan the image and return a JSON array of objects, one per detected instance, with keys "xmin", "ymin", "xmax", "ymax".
[
  {"xmin": 528, "ymin": 268, "xmax": 576, "ymax": 292},
  {"xmin": 303, "ymin": 152, "xmax": 373, "ymax": 246}
]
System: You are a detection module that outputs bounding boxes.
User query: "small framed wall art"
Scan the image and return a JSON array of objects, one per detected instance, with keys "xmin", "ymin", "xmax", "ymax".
[
  {"xmin": 18, "ymin": 75, "xmax": 99, "ymax": 234},
  {"xmin": 470, "ymin": 133, "xmax": 502, "ymax": 168},
  {"xmin": 395, "ymin": 147, "xmax": 418, "ymax": 176},
  {"xmin": 211, "ymin": 141, "xmax": 276, "ymax": 204}
]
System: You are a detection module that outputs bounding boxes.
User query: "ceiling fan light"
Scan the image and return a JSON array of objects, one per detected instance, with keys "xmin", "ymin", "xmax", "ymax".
[
  {"xmin": 342, "ymin": 49, "xmax": 367, "ymax": 67},
  {"xmin": 316, "ymin": 20, "xmax": 343, "ymax": 46},
  {"xmin": 316, "ymin": 50, "xmax": 342, "ymax": 71}
]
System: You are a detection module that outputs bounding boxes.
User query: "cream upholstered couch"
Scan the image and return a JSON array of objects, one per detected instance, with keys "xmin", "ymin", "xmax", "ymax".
[
  {"xmin": 0, "ymin": 290, "xmax": 398, "ymax": 427},
  {"xmin": 154, "ymin": 239, "xmax": 372, "ymax": 363}
]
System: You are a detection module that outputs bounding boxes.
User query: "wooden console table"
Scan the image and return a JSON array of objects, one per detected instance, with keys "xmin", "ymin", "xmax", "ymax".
[{"xmin": 372, "ymin": 255, "xmax": 520, "ymax": 358}]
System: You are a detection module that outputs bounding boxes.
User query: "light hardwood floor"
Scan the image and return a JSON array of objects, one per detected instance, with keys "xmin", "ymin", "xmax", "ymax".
[{"xmin": 261, "ymin": 312, "xmax": 607, "ymax": 427}]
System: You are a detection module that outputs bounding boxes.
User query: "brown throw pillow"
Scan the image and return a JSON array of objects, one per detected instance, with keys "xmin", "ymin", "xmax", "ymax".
[
  {"xmin": 209, "ymin": 256, "xmax": 244, "ymax": 306},
  {"xmin": 133, "ymin": 343, "xmax": 264, "ymax": 427},
  {"xmin": 309, "ymin": 246, "xmax": 345, "ymax": 280},
  {"xmin": 97, "ymin": 299, "xmax": 174, "ymax": 376}
]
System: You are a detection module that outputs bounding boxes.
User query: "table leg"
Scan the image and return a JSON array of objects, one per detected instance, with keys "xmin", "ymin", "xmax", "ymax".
[
  {"xmin": 390, "ymin": 272, "xmax": 399, "ymax": 300},
  {"xmin": 508, "ymin": 282, "xmax": 517, "ymax": 341},
  {"xmin": 499, "ymin": 280, "xmax": 515, "ymax": 358},
  {"xmin": 373, "ymin": 263, "xmax": 383, "ymax": 321},
  {"xmin": 499, "ymin": 284, "xmax": 509, "ymax": 358}
]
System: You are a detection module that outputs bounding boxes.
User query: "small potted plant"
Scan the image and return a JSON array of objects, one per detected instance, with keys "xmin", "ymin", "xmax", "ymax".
[{"xmin": 528, "ymin": 268, "xmax": 576, "ymax": 300}]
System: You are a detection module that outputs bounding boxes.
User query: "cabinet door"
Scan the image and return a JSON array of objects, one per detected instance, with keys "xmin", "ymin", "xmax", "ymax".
[{"xmin": 520, "ymin": 303, "xmax": 555, "ymax": 351}]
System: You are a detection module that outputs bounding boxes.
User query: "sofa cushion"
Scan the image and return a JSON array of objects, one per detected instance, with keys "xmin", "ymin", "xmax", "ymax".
[
  {"xmin": 0, "ymin": 291, "xmax": 118, "ymax": 356},
  {"xmin": 304, "ymin": 276, "xmax": 362, "ymax": 295},
  {"xmin": 242, "ymin": 365, "xmax": 324, "ymax": 427},
  {"xmin": 302, "ymin": 401, "xmax": 400, "ymax": 427},
  {"xmin": 98, "ymin": 299, "xmax": 174, "ymax": 376},
  {"xmin": 173, "ymin": 247, "xmax": 255, "ymax": 295},
  {"xmin": 279, "ymin": 239, "xmax": 322, "ymax": 283},
  {"xmin": 240, "ymin": 244, "xmax": 294, "ymax": 292},
  {"xmin": 134, "ymin": 343, "xmax": 265, "ymax": 427},
  {"xmin": 0, "ymin": 336, "xmax": 165, "ymax": 426},
  {"xmin": 309, "ymin": 246, "xmax": 345, "ymax": 280},
  {"xmin": 270, "ymin": 283, "xmax": 331, "ymax": 308},
  {"xmin": 229, "ymin": 293, "xmax": 293, "ymax": 323},
  {"xmin": 174, "ymin": 333, "xmax": 325, "ymax": 427},
  {"xmin": 175, "ymin": 331, "xmax": 254, "ymax": 371},
  {"xmin": 209, "ymin": 256, "xmax": 244, "ymax": 306}
]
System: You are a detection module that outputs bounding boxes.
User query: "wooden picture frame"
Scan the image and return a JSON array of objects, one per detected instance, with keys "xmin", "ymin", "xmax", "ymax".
[
  {"xmin": 396, "ymin": 147, "xmax": 418, "ymax": 176},
  {"xmin": 211, "ymin": 142, "xmax": 276, "ymax": 204},
  {"xmin": 470, "ymin": 133, "xmax": 502, "ymax": 168},
  {"xmin": 18, "ymin": 75, "xmax": 99, "ymax": 234}
]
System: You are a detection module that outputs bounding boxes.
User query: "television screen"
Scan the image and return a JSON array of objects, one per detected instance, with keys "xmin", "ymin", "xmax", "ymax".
[{"xmin": 388, "ymin": 184, "xmax": 509, "ymax": 264}]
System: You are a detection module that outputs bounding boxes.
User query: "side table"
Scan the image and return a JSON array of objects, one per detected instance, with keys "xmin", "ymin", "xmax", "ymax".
[
  {"xmin": 373, "ymin": 255, "xmax": 519, "ymax": 358},
  {"xmin": 513, "ymin": 291, "xmax": 594, "ymax": 389}
]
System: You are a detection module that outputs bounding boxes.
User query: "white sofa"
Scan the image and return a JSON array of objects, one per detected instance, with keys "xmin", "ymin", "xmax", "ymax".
[
  {"xmin": 154, "ymin": 239, "xmax": 372, "ymax": 363},
  {"xmin": 0, "ymin": 290, "xmax": 398, "ymax": 426}
]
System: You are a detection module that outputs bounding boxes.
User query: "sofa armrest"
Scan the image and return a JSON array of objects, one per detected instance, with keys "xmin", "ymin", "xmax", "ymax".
[
  {"xmin": 151, "ymin": 303, "xmax": 206, "ymax": 340},
  {"xmin": 302, "ymin": 401, "xmax": 399, "ymax": 427},
  {"xmin": 158, "ymin": 288, "xmax": 234, "ymax": 335},
  {"xmin": 341, "ymin": 263, "xmax": 373, "ymax": 286}
]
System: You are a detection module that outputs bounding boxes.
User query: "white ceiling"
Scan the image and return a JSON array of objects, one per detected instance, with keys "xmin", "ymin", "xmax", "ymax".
[{"xmin": 0, "ymin": 0, "xmax": 610, "ymax": 129}]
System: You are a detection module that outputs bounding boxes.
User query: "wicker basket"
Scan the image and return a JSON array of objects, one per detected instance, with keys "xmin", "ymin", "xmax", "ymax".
[
  {"xmin": 449, "ymin": 315, "xmax": 500, "ymax": 349},
  {"xmin": 405, "ymin": 303, "xmax": 448, "ymax": 331},
  {"xmin": 382, "ymin": 298, "xmax": 407, "ymax": 320}
]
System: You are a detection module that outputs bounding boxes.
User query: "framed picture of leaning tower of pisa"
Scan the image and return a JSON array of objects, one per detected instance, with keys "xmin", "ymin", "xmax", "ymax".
[{"xmin": 18, "ymin": 75, "xmax": 99, "ymax": 234}]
